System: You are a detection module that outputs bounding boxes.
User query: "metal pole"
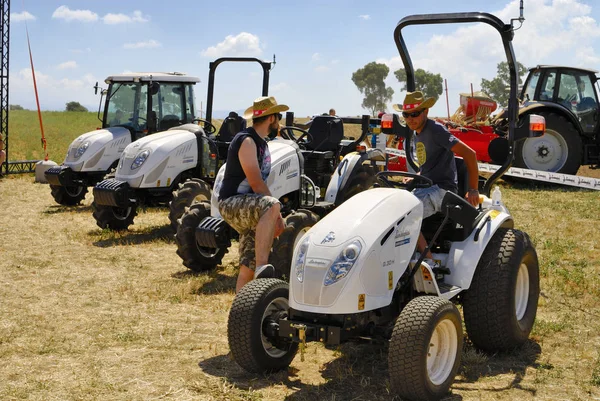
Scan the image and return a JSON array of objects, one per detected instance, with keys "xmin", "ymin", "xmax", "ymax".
[{"xmin": 445, "ymin": 79, "xmax": 450, "ymax": 120}]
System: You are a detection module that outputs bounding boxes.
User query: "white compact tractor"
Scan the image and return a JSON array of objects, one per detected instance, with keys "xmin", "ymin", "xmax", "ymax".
[
  {"xmin": 45, "ymin": 72, "xmax": 200, "ymax": 205},
  {"xmin": 91, "ymin": 57, "xmax": 275, "ymax": 231},
  {"xmin": 227, "ymin": 9, "xmax": 544, "ymax": 401},
  {"xmin": 175, "ymin": 114, "xmax": 385, "ymax": 274}
]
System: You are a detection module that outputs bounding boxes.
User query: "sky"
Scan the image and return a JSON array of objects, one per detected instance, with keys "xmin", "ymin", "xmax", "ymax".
[{"xmin": 7, "ymin": 0, "xmax": 600, "ymax": 119}]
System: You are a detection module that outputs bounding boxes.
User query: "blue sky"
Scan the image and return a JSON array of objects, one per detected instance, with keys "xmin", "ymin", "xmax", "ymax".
[{"xmin": 9, "ymin": 0, "xmax": 600, "ymax": 118}]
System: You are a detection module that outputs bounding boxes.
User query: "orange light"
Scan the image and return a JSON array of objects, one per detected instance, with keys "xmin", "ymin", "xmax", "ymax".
[
  {"xmin": 356, "ymin": 145, "xmax": 366, "ymax": 152},
  {"xmin": 210, "ymin": 153, "xmax": 216, "ymax": 159},
  {"xmin": 381, "ymin": 120, "xmax": 393, "ymax": 129},
  {"xmin": 530, "ymin": 122, "xmax": 545, "ymax": 132}
]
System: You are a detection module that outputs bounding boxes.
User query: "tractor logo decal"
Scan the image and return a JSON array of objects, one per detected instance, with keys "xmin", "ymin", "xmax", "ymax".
[
  {"xmin": 279, "ymin": 160, "xmax": 291, "ymax": 176},
  {"xmin": 395, "ymin": 238, "xmax": 410, "ymax": 247},
  {"xmin": 416, "ymin": 142, "xmax": 426, "ymax": 164},
  {"xmin": 321, "ymin": 231, "xmax": 335, "ymax": 244}
]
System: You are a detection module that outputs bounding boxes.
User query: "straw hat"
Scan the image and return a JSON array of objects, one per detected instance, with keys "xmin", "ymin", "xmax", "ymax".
[
  {"xmin": 392, "ymin": 91, "xmax": 436, "ymax": 112},
  {"xmin": 243, "ymin": 96, "xmax": 289, "ymax": 119}
]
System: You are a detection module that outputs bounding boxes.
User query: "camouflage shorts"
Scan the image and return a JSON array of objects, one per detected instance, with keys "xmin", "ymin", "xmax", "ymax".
[{"xmin": 218, "ymin": 194, "xmax": 280, "ymax": 270}]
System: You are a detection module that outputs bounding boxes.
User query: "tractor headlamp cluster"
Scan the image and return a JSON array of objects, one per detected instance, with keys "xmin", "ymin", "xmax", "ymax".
[
  {"xmin": 131, "ymin": 150, "xmax": 150, "ymax": 170},
  {"xmin": 74, "ymin": 141, "xmax": 90, "ymax": 159},
  {"xmin": 294, "ymin": 235, "xmax": 311, "ymax": 283},
  {"xmin": 324, "ymin": 240, "xmax": 362, "ymax": 286}
]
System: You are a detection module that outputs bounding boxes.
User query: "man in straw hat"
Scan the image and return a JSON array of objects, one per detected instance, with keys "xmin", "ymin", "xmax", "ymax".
[
  {"xmin": 216, "ymin": 96, "xmax": 288, "ymax": 292},
  {"xmin": 393, "ymin": 91, "xmax": 479, "ymax": 268}
]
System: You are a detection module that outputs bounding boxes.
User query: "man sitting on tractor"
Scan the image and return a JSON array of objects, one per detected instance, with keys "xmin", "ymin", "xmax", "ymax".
[
  {"xmin": 393, "ymin": 91, "xmax": 480, "ymax": 266},
  {"xmin": 216, "ymin": 96, "xmax": 287, "ymax": 292}
]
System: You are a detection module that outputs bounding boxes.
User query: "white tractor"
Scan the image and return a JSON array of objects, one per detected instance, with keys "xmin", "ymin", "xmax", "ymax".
[
  {"xmin": 175, "ymin": 114, "xmax": 385, "ymax": 274},
  {"xmin": 45, "ymin": 72, "xmax": 200, "ymax": 205},
  {"xmin": 227, "ymin": 9, "xmax": 545, "ymax": 401}
]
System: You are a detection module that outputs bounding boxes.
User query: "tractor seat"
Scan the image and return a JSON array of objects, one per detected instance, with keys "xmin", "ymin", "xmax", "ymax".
[
  {"xmin": 216, "ymin": 112, "xmax": 246, "ymax": 142},
  {"xmin": 305, "ymin": 116, "xmax": 344, "ymax": 152}
]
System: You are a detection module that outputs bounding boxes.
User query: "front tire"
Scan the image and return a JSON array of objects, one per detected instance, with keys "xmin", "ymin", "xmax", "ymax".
[
  {"xmin": 92, "ymin": 201, "xmax": 137, "ymax": 230},
  {"xmin": 50, "ymin": 185, "xmax": 88, "ymax": 205},
  {"xmin": 228, "ymin": 279, "xmax": 298, "ymax": 373},
  {"xmin": 175, "ymin": 201, "xmax": 228, "ymax": 272},
  {"xmin": 388, "ymin": 296, "xmax": 463, "ymax": 401},
  {"xmin": 515, "ymin": 112, "xmax": 582, "ymax": 174},
  {"xmin": 168, "ymin": 178, "xmax": 212, "ymax": 231},
  {"xmin": 269, "ymin": 210, "xmax": 319, "ymax": 279},
  {"xmin": 462, "ymin": 228, "xmax": 539, "ymax": 351}
]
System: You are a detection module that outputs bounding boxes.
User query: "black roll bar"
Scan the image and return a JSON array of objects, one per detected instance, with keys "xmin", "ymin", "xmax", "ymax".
[
  {"xmin": 394, "ymin": 12, "xmax": 518, "ymax": 196},
  {"xmin": 205, "ymin": 57, "xmax": 273, "ymax": 125}
]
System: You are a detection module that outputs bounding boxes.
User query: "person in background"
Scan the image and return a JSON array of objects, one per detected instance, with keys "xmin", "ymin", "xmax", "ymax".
[
  {"xmin": 329, "ymin": 108, "xmax": 336, "ymax": 116},
  {"xmin": 216, "ymin": 96, "xmax": 287, "ymax": 293},
  {"xmin": 109, "ymin": 109, "xmax": 124, "ymax": 126},
  {"xmin": 0, "ymin": 135, "xmax": 6, "ymax": 174},
  {"xmin": 393, "ymin": 91, "xmax": 479, "ymax": 267}
]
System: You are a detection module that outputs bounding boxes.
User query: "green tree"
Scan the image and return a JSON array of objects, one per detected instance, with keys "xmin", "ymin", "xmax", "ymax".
[
  {"xmin": 9, "ymin": 104, "xmax": 24, "ymax": 110},
  {"xmin": 394, "ymin": 68, "xmax": 443, "ymax": 100},
  {"xmin": 65, "ymin": 101, "xmax": 88, "ymax": 112},
  {"xmin": 351, "ymin": 62, "xmax": 394, "ymax": 116},
  {"xmin": 480, "ymin": 61, "xmax": 528, "ymax": 107}
]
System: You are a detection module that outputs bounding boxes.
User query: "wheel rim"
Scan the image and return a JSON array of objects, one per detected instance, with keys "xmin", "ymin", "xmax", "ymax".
[
  {"xmin": 521, "ymin": 129, "xmax": 568, "ymax": 172},
  {"xmin": 427, "ymin": 318, "xmax": 459, "ymax": 386},
  {"xmin": 514, "ymin": 262, "xmax": 530, "ymax": 321},
  {"xmin": 112, "ymin": 207, "xmax": 132, "ymax": 221},
  {"xmin": 65, "ymin": 186, "xmax": 84, "ymax": 197},
  {"xmin": 261, "ymin": 296, "xmax": 289, "ymax": 358},
  {"xmin": 196, "ymin": 245, "xmax": 220, "ymax": 258}
]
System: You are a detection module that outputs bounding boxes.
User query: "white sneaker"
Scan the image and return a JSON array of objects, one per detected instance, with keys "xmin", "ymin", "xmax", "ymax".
[{"xmin": 254, "ymin": 264, "xmax": 275, "ymax": 279}]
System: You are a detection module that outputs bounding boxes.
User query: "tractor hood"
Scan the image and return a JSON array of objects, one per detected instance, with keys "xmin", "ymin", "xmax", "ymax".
[
  {"xmin": 289, "ymin": 188, "xmax": 423, "ymax": 314},
  {"xmin": 64, "ymin": 127, "xmax": 131, "ymax": 172},
  {"xmin": 115, "ymin": 128, "xmax": 200, "ymax": 188}
]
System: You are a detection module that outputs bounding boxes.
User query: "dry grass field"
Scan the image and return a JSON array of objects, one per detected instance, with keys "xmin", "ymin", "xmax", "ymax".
[{"xmin": 0, "ymin": 173, "xmax": 599, "ymax": 401}]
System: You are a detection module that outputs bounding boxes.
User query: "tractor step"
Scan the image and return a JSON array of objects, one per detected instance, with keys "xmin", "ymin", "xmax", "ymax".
[{"xmin": 437, "ymin": 282, "xmax": 462, "ymax": 298}]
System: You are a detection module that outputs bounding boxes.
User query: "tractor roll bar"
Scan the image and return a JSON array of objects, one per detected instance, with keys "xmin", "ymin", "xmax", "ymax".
[
  {"xmin": 394, "ymin": 12, "xmax": 519, "ymax": 196},
  {"xmin": 205, "ymin": 57, "xmax": 273, "ymax": 124}
]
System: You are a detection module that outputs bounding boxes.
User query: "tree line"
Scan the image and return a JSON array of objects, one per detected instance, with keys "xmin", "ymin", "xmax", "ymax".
[{"xmin": 351, "ymin": 61, "xmax": 527, "ymax": 116}]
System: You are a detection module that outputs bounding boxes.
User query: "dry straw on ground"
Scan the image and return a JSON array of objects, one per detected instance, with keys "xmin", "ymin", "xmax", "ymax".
[{"xmin": 1, "ymin": 174, "xmax": 599, "ymax": 400}]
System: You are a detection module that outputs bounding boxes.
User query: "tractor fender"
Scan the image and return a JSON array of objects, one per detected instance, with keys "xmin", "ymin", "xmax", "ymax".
[
  {"xmin": 324, "ymin": 152, "xmax": 366, "ymax": 203},
  {"xmin": 443, "ymin": 210, "xmax": 514, "ymax": 290},
  {"xmin": 518, "ymin": 101, "xmax": 583, "ymax": 134}
]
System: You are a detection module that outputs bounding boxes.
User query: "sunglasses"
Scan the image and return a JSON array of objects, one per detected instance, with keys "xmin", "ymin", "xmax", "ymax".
[
  {"xmin": 273, "ymin": 113, "xmax": 282, "ymax": 121},
  {"xmin": 402, "ymin": 110, "xmax": 423, "ymax": 118}
]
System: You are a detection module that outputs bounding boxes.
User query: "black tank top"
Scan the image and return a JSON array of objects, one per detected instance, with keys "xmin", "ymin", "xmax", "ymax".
[{"xmin": 218, "ymin": 127, "xmax": 269, "ymax": 200}]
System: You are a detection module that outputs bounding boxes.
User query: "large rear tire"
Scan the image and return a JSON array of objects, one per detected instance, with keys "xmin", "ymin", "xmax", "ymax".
[
  {"xmin": 92, "ymin": 201, "xmax": 137, "ymax": 230},
  {"xmin": 50, "ymin": 185, "xmax": 88, "ymax": 205},
  {"xmin": 515, "ymin": 112, "xmax": 582, "ymax": 174},
  {"xmin": 388, "ymin": 296, "xmax": 463, "ymax": 401},
  {"xmin": 269, "ymin": 210, "xmax": 319, "ymax": 279},
  {"xmin": 462, "ymin": 228, "xmax": 539, "ymax": 352},
  {"xmin": 175, "ymin": 201, "xmax": 228, "ymax": 272},
  {"xmin": 168, "ymin": 178, "xmax": 212, "ymax": 231},
  {"xmin": 228, "ymin": 278, "xmax": 298, "ymax": 373}
]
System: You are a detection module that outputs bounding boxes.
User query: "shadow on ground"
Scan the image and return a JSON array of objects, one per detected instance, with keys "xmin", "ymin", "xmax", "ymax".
[
  {"xmin": 171, "ymin": 268, "xmax": 237, "ymax": 294},
  {"xmin": 44, "ymin": 204, "xmax": 93, "ymax": 214},
  {"xmin": 91, "ymin": 225, "xmax": 175, "ymax": 247}
]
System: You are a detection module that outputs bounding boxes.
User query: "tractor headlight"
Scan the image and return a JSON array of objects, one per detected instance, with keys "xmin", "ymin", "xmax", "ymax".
[
  {"xmin": 294, "ymin": 235, "xmax": 311, "ymax": 282},
  {"xmin": 131, "ymin": 150, "xmax": 150, "ymax": 170},
  {"xmin": 74, "ymin": 141, "xmax": 90, "ymax": 159},
  {"xmin": 324, "ymin": 240, "xmax": 362, "ymax": 286}
]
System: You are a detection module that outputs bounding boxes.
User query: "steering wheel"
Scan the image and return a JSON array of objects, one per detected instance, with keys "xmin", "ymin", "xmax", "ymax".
[
  {"xmin": 375, "ymin": 171, "xmax": 433, "ymax": 192},
  {"xmin": 191, "ymin": 118, "xmax": 217, "ymax": 135},
  {"xmin": 279, "ymin": 126, "xmax": 313, "ymax": 146}
]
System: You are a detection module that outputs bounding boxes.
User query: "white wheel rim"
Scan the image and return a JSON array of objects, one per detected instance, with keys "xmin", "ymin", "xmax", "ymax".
[
  {"xmin": 261, "ymin": 296, "xmax": 289, "ymax": 358},
  {"xmin": 426, "ymin": 318, "xmax": 458, "ymax": 386},
  {"xmin": 521, "ymin": 129, "xmax": 568, "ymax": 172},
  {"xmin": 515, "ymin": 262, "xmax": 530, "ymax": 321}
]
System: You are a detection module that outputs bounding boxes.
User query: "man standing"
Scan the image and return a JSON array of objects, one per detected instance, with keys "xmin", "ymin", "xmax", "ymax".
[
  {"xmin": 393, "ymin": 91, "xmax": 480, "ymax": 264},
  {"xmin": 217, "ymin": 96, "xmax": 287, "ymax": 292}
]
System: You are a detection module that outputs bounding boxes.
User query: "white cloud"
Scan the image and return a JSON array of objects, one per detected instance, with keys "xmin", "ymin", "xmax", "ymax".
[
  {"xmin": 123, "ymin": 40, "xmax": 161, "ymax": 49},
  {"xmin": 271, "ymin": 82, "xmax": 290, "ymax": 92},
  {"xmin": 57, "ymin": 61, "xmax": 77, "ymax": 70},
  {"xmin": 103, "ymin": 10, "xmax": 149, "ymax": 24},
  {"xmin": 359, "ymin": 15, "xmax": 370, "ymax": 20},
  {"xmin": 52, "ymin": 6, "xmax": 98, "ymax": 22},
  {"xmin": 201, "ymin": 32, "xmax": 263, "ymax": 58},
  {"xmin": 311, "ymin": 53, "xmax": 320, "ymax": 62},
  {"xmin": 12, "ymin": 11, "xmax": 35, "ymax": 22}
]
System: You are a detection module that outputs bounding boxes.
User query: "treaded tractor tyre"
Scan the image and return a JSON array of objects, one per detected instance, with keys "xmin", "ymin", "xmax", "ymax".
[
  {"xmin": 227, "ymin": 278, "xmax": 298, "ymax": 373},
  {"xmin": 515, "ymin": 112, "xmax": 582, "ymax": 174},
  {"xmin": 388, "ymin": 296, "xmax": 463, "ymax": 401},
  {"xmin": 269, "ymin": 210, "xmax": 319, "ymax": 280},
  {"xmin": 92, "ymin": 201, "xmax": 137, "ymax": 230},
  {"xmin": 336, "ymin": 164, "xmax": 378, "ymax": 205},
  {"xmin": 168, "ymin": 178, "xmax": 212, "ymax": 231},
  {"xmin": 50, "ymin": 185, "xmax": 88, "ymax": 205},
  {"xmin": 462, "ymin": 228, "xmax": 539, "ymax": 352},
  {"xmin": 175, "ymin": 201, "xmax": 228, "ymax": 272}
]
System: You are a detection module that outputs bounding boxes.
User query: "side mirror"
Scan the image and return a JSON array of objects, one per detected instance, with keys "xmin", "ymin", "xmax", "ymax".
[
  {"xmin": 514, "ymin": 113, "xmax": 545, "ymax": 141},
  {"xmin": 381, "ymin": 113, "xmax": 409, "ymax": 139},
  {"xmin": 94, "ymin": 81, "xmax": 99, "ymax": 95}
]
